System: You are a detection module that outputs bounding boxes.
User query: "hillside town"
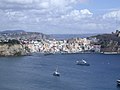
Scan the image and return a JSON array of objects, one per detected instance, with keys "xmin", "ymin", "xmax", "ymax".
[
  {"xmin": 26, "ymin": 38, "xmax": 101, "ymax": 54},
  {"xmin": 3, "ymin": 30, "xmax": 120, "ymax": 56},
  {"xmin": 0, "ymin": 30, "xmax": 102, "ymax": 56},
  {"xmin": 24, "ymin": 30, "xmax": 120, "ymax": 54},
  {"xmin": 1, "ymin": 30, "xmax": 120, "ymax": 56}
]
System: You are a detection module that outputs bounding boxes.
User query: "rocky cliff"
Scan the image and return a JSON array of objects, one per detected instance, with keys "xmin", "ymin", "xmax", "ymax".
[
  {"xmin": 0, "ymin": 44, "xmax": 30, "ymax": 56},
  {"xmin": 91, "ymin": 30, "xmax": 120, "ymax": 53}
]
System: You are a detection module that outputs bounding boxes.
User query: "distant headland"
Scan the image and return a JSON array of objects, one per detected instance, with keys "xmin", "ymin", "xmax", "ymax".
[{"xmin": 0, "ymin": 30, "xmax": 120, "ymax": 56}]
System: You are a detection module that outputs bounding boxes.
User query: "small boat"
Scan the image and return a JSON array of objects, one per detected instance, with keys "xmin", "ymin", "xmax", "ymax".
[
  {"xmin": 76, "ymin": 59, "xmax": 90, "ymax": 66},
  {"xmin": 53, "ymin": 66, "xmax": 60, "ymax": 77},
  {"xmin": 117, "ymin": 79, "xmax": 120, "ymax": 86}
]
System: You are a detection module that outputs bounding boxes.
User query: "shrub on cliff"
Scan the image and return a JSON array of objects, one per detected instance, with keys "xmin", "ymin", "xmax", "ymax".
[
  {"xmin": 91, "ymin": 31, "xmax": 120, "ymax": 52},
  {"xmin": 0, "ymin": 39, "xmax": 20, "ymax": 45},
  {"xmin": 8, "ymin": 39, "xmax": 20, "ymax": 45}
]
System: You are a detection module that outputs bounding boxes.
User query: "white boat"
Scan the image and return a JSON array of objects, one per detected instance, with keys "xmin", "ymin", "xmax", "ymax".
[
  {"xmin": 53, "ymin": 66, "xmax": 60, "ymax": 77},
  {"xmin": 117, "ymin": 79, "xmax": 120, "ymax": 86},
  {"xmin": 76, "ymin": 59, "xmax": 90, "ymax": 66}
]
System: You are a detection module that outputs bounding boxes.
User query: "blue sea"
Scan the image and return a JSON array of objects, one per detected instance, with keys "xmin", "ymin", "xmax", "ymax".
[
  {"xmin": 49, "ymin": 34, "xmax": 98, "ymax": 40},
  {"xmin": 0, "ymin": 53, "xmax": 120, "ymax": 90}
]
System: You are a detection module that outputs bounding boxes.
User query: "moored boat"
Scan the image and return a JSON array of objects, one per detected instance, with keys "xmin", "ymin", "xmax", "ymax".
[
  {"xmin": 117, "ymin": 79, "xmax": 120, "ymax": 86},
  {"xmin": 53, "ymin": 66, "xmax": 60, "ymax": 77},
  {"xmin": 76, "ymin": 59, "xmax": 90, "ymax": 66}
]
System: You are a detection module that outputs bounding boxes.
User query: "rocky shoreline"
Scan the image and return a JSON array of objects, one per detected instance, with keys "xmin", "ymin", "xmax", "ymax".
[
  {"xmin": 0, "ymin": 44, "xmax": 30, "ymax": 56},
  {"xmin": 0, "ymin": 44, "xmax": 120, "ymax": 57},
  {"xmin": 0, "ymin": 37, "xmax": 100, "ymax": 56}
]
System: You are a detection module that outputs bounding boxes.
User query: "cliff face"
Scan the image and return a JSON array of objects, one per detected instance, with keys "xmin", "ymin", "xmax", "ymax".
[
  {"xmin": 91, "ymin": 30, "xmax": 120, "ymax": 52},
  {"xmin": 0, "ymin": 44, "xmax": 30, "ymax": 56}
]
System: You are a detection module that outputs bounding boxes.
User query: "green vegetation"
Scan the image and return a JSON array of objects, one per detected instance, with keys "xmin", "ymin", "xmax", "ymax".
[
  {"xmin": 92, "ymin": 30, "xmax": 120, "ymax": 52},
  {"xmin": 8, "ymin": 39, "xmax": 20, "ymax": 44},
  {"xmin": 0, "ymin": 39, "xmax": 20, "ymax": 45}
]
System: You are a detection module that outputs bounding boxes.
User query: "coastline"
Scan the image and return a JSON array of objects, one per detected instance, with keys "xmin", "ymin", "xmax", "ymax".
[
  {"xmin": 101, "ymin": 52, "xmax": 120, "ymax": 55},
  {"xmin": 1, "ymin": 50, "xmax": 120, "ymax": 57},
  {"xmin": 1, "ymin": 30, "xmax": 120, "ymax": 56},
  {"xmin": 42, "ymin": 51, "xmax": 120, "ymax": 55}
]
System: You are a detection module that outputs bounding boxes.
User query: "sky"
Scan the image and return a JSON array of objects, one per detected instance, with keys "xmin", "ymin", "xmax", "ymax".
[{"xmin": 0, "ymin": 0, "xmax": 120, "ymax": 34}]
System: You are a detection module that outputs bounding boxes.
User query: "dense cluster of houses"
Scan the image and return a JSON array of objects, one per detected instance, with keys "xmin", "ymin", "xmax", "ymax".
[
  {"xmin": 24, "ymin": 38, "xmax": 101, "ymax": 54},
  {"xmin": 0, "ymin": 31, "xmax": 101, "ymax": 54}
]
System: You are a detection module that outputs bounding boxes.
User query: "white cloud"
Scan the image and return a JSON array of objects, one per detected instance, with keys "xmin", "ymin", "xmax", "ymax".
[
  {"xmin": 61, "ymin": 9, "xmax": 93, "ymax": 21},
  {"xmin": 3, "ymin": 0, "xmax": 34, "ymax": 4},
  {"xmin": 0, "ymin": 0, "xmax": 79, "ymax": 10},
  {"xmin": 39, "ymin": 2, "xmax": 49, "ymax": 9},
  {"xmin": 50, "ymin": 0, "xmax": 67, "ymax": 8},
  {"xmin": 80, "ymin": 9, "xmax": 93, "ymax": 15},
  {"xmin": 6, "ymin": 11, "xmax": 28, "ymax": 22},
  {"xmin": 0, "ymin": 0, "xmax": 119, "ymax": 34},
  {"xmin": 103, "ymin": 10, "xmax": 120, "ymax": 20}
]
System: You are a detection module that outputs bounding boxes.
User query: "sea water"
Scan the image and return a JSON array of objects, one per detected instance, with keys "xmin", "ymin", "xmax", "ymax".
[{"xmin": 0, "ymin": 53, "xmax": 120, "ymax": 90}]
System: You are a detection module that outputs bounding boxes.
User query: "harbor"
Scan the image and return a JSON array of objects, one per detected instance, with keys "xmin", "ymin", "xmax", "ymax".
[{"xmin": 0, "ymin": 53, "xmax": 119, "ymax": 90}]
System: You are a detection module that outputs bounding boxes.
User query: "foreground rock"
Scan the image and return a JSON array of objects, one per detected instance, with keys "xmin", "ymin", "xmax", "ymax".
[{"xmin": 0, "ymin": 44, "xmax": 30, "ymax": 56}]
